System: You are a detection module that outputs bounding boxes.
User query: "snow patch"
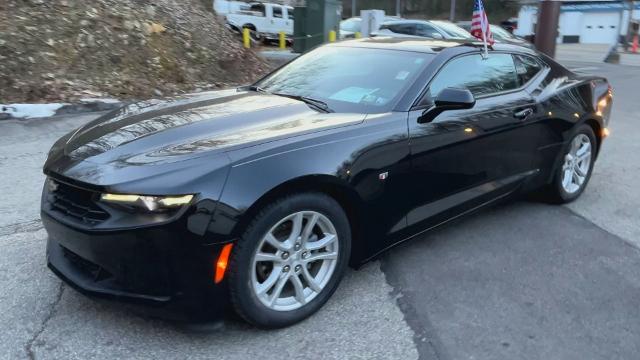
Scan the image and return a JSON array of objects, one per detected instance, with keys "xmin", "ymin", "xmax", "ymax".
[
  {"xmin": 1, "ymin": 103, "xmax": 69, "ymax": 119},
  {"xmin": 79, "ymin": 98, "xmax": 121, "ymax": 104}
]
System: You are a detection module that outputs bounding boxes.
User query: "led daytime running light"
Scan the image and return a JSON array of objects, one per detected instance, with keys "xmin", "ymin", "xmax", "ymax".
[{"xmin": 100, "ymin": 193, "xmax": 193, "ymax": 211}]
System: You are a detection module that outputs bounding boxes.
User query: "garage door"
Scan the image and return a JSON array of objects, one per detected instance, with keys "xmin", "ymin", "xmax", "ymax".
[{"xmin": 580, "ymin": 12, "xmax": 619, "ymax": 44}]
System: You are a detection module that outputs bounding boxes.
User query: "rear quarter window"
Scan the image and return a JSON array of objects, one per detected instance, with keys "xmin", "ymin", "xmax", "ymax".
[{"xmin": 513, "ymin": 54, "xmax": 543, "ymax": 86}]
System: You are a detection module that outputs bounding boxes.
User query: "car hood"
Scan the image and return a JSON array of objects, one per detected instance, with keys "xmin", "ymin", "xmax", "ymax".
[
  {"xmin": 43, "ymin": 89, "xmax": 365, "ymax": 190},
  {"xmin": 58, "ymin": 89, "xmax": 366, "ymax": 166}
]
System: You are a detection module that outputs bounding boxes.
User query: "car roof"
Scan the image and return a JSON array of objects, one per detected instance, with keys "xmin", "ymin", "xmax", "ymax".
[
  {"xmin": 457, "ymin": 21, "xmax": 500, "ymax": 27},
  {"xmin": 382, "ymin": 19, "xmax": 431, "ymax": 25},
  {"xmin": 342, "ymin": 16, "xmax": 402, "ymax": 21},
  {"xmin": 329, "ymin": 37, "xmax": 538, "ymax": 55}
]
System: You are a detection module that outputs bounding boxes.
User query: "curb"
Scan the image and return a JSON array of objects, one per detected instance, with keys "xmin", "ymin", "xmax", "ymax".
[
  {"xmin": 56, "ymin": 101, "xmax": 124, "ymax": 116},
  {"xmin": 0, "ymin": 99, "xmax": 124, "ymax": 121}
]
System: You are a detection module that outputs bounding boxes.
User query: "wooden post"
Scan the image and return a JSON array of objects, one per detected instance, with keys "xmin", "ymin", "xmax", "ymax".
[
  {"xmin": 279, "ymin": 31, "xmax": 286, "ymax": 49},
  {"xmin": 534, "ymin": 1, "xmax": 561, "ymax": 58}
]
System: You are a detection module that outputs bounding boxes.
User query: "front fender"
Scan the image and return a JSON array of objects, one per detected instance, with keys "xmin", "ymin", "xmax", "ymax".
[{"xmin": 208, "ymin": 141, "xmax": 356, "ymax": 239}]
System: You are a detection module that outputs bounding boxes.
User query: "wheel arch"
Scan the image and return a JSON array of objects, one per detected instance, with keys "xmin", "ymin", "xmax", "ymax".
[
  {"xmin": 584, "ymin": 118, "xmax": 603, "ymax": 158},
  {"xmin": 229, "ymin": 174, "xmax": 368, "ymax": 267}
]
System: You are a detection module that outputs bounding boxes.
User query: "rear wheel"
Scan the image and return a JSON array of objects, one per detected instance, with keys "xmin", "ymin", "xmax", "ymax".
[
  {"xmin": 228, "ymin": 193, "xmax": 351, "ymax": 328},
  {"xmin": 545, "ymin": 125, "xmax": 596, "ymax": 203}
]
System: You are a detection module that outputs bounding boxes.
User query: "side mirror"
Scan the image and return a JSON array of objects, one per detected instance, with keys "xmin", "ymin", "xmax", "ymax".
[
  {"xmin": 418, "ymin": 87, "xmax": 475, "ymax": 123},
  {"xmin": 431, "ymin": 32, "xmax": 444, "ymax": 40}
]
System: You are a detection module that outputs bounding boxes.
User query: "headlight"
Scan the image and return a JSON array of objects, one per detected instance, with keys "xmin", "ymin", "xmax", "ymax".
[{"xmin": 100, "ymin": 193, "xmax": 194, "ymax": 212}]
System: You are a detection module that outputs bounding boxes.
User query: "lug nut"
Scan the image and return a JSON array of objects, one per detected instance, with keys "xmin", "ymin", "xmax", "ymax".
[
  {"xmin": 295, "ymin": 265, "xmax": 302, "ymax": 272},
  {"xmin": 294, "ymin": 243, "xmax": 301, "ymax": 250},
  {"xmin": 283, "ymin": 265, "xmax": 290, "ymax": 272},
  {"xmin": 281, "ymin": 252, "xmax": 289, "ymax": 260},
  {"xmin": 302, "ymin": 252, "xmax": 308, "ymax": 259}
]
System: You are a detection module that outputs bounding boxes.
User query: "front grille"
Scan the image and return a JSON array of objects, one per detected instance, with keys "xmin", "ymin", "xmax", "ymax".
[
  {"xmin": 61, "ymin": 246, "xmax": 113, "ymax": 282},
  {"xmin": 47, "ymin": 179, "xmax": 110, "ymax": 226}
]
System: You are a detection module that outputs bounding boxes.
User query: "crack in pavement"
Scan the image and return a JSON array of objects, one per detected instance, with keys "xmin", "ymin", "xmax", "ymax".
[
  {"xmin": 380, "ymin": 258, "xmax": 449, "ymax": 360},
  {"xmin": 24, "ymin": 281, "xmax": 64, "ymax": 360},
  {"xmin": 563, "ymin": 204, "xmax": 640, "ymax": 251},
  {"xmin": 377, "ymin": 202, "xmax": 637, "ymax": 360},
  {"xmin": 0, "ymin": 219, "xmax": 43, "ymax": 237}
]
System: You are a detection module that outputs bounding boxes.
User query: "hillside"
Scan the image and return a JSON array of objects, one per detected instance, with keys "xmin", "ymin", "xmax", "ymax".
[{"xmin": 0, "ymin": 0, "xmax": 270, "ymax": 103}]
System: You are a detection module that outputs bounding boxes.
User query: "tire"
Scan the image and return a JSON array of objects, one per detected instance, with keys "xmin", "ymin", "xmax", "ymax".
[
  {"xmin": 544, "ymin": 124, "xmax": 597, "ymax": 204},
  {"xmin": 241, "ymin": 24, "xmax": 261, "ymax": 42},
  {"xmin": 228, "ymin": 193, "xmax": 351, "ymax": 328}
]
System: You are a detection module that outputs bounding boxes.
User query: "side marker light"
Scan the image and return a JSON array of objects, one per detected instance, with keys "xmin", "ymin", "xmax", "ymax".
[{"xmin": 215, "ymin": 243, "xmax": 234, "ymax": 284}]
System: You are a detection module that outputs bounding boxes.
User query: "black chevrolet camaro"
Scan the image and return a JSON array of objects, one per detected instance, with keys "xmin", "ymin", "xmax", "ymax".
[{"xmin": 41, "ymin": 38, "xmax": 612, "ymax": 328}]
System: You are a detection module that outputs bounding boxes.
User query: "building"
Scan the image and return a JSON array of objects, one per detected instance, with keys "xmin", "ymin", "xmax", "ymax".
[{"xmin": 515, "ymin": 0, "xmax": 640, "ymax": 44}]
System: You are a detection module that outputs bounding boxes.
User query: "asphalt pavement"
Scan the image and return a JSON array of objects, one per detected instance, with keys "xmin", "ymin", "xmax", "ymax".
[{"xmin": 0, "ymin": 60, "xmax": 639, "ymax": 360}]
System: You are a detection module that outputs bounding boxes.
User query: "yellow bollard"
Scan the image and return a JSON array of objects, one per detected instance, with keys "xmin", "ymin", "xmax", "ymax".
[
  {"xmin": 279, "ymin": 31, "xmax": 286, "ymax": 49},
  {"xmin": 328, "ymin": 30, "xmax": 336, "ymax": 42},
  {"xmin": 243, "ymin": 28, "xmax": 251, "ymax": 48},
  {"xmin": 354, "ymin": 31, "xmax": 362, "ymax": 39}
]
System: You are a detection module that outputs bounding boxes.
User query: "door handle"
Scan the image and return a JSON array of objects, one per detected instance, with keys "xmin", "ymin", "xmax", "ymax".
[{"xmin": 513, "ymin": 108, "xmax": 534, "ymax": 120}]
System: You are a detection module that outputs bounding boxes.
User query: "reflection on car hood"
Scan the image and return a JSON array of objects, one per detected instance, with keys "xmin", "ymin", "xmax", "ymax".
[{"xmin": 63, "ymin": 90, "xmax": 366, "ymax": 165}]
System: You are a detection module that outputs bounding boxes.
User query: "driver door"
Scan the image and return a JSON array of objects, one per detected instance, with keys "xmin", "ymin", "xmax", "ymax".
[{"xmin": 405, "ymin": 53, "xmax": 538, "ymax": 232}]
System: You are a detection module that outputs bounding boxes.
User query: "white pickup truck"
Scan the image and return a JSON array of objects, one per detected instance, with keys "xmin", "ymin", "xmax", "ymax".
[{"xmin": 226, "ymin": 2, "xmax": 294, "ymax": 41}]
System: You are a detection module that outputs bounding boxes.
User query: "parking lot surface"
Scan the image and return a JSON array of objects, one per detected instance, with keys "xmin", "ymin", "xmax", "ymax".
[{"xmin": 0, "ymin": 61, "xmax": 638, "ymax": 359}]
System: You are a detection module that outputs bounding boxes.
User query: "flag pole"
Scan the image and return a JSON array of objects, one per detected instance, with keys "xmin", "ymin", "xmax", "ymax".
[{"xmin": 481, "ymin": 16, "xmax": 489, "ymax": 59}]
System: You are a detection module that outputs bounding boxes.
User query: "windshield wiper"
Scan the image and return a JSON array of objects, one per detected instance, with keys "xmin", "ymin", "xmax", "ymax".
[
  {"xmin": 242, "ymin": 85, "xmax": 267, "ymax": 93},
  {"xmin": 273, "ymin": 93, "xmax": 334, "ymax": 113}
]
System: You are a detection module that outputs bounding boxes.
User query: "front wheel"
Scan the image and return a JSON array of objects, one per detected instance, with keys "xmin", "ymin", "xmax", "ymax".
[
  {"xmin": 228, "ymin": 193, "xmax": 351, "ymax": 328},
  {"xmin": 545, "ymin": 124, "xmax": 597, "ymax": 203}
]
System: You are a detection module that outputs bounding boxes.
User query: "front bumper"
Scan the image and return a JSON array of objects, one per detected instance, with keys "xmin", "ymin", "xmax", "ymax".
[{"xmin": 42, "ymin": 211, "xmax": 231, "ymax": 321}]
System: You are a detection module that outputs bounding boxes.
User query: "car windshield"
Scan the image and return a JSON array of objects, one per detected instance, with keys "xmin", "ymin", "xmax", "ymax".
[
  {"xmin": 340, "ymin": 18, "xmax": 361, "ymax": 32},
  {"xmin": 430, "ymin": 21, "xmax": 473, "ymax": 39},
  {"xmin": 255, "ymin": 46, "xmax": 434, "ymax": 113},
  {"xmin": 491, "ymin": 25, "xmax": 517, "ymax": 40}
]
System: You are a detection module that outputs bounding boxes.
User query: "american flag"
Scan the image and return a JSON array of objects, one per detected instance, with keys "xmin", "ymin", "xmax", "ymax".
[{"xmin": 470, "ymin": 0, "xmax": 494, "ymax": 46}]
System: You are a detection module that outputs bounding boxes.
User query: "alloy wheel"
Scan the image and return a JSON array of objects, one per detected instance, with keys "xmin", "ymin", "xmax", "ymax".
[
  {"xmin": 561, "ymin": 133, "xmax": 592, "ymax": 194},
  {"xmin": 251, "ymin": 211, "xmax": 339, "ymax": 311}
]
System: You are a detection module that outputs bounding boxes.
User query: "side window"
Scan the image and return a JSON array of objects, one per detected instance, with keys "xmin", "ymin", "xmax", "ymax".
[
  {"xmin": 415, "ymin": 24, "xmax": 440, "ymax": 38},
  {"xmin": 272, "ymin": 6, "xmax": 283, "ymax": 18},
  {"xmin": 249, "ymin": 4, "xmax": 266, "ymax": 16},
  {"xmin": 390, "ymin": 24, "xmax": 415, "ymax": 35},
  {"xmin": 426, "ymin": 53, "xmax": 519, "ymax": 101},
  {"xmin": 513, "ymin": 54, "xmax": 542, "ymax": 86},
  {"xmin": 287, "ymin": 7, "xmax": 294, "ymax": 20}
]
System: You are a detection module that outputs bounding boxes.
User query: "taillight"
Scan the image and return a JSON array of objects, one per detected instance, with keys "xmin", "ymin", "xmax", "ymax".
[{"xmin": 596, "ymin": 84, "xmax": 613, "ymax": 117}]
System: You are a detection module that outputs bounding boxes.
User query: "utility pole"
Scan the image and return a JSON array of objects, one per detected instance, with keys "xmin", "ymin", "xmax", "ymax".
[
  {"xmin": 396, "ymin": 0, "xmax": 401, "ymax": 17},
  {"xmin": 534, "ymin": 0, "xmax": 561, "ymax": 58},
  {"xmin": 352, "ymin": 0, "xmax": 356, "ymax": 17},
  {"xmin": 627, "ymin": 0, "xmax": 635, "ymax": 45},
  {"xmin": 450, "ymin": 0, "xmax": 456, "ymax": 22}
]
